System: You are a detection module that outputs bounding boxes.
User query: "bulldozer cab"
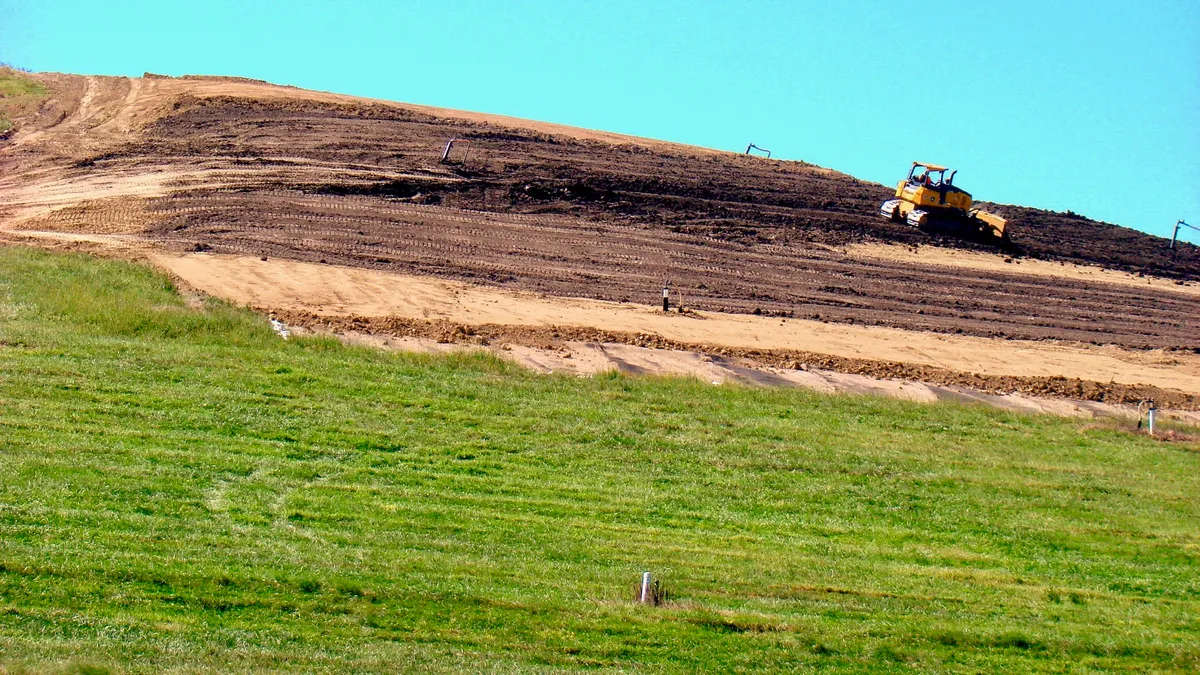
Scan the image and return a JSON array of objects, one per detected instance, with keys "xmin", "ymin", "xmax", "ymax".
[{"xmin": 908, "ymin": 163, "xmax": 956, "ymax": 188}]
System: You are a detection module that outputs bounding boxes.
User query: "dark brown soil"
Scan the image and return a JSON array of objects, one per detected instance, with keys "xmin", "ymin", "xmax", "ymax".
[{"xmin": 134, "ymin": 96, "xmax": 1199, "ymax": 275}]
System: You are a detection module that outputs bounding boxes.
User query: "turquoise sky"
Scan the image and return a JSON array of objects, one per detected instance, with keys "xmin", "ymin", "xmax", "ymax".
[{"xmin": 2, "ymin": 0, "xmax": 1197, "ymax": 242}]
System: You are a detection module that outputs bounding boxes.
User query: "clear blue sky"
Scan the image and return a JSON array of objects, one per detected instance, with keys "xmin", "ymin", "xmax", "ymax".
[{"xmin": 3, "ymin": 0, "xmax": 1197, "ymax": 242}]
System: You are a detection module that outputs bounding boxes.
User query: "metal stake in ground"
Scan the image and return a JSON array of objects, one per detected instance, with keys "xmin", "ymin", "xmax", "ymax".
[
  {"xmin": 1138, "ymin": 399, "xmax": 1158, "ymax": 435},
  {"xmin": 440, "ymin": 137, "xmax": 472, "ymax": 165},
  {"xmin": 1171, "ymin": 220, "xmax": 1198, "ymax": 250},
  {"xmin": 662, "ymin": 283, "xmax": 670, "ymax": 312},
  {"xmin": 745, "ymin": 143, "xmax": 771, "ymax": 159}
]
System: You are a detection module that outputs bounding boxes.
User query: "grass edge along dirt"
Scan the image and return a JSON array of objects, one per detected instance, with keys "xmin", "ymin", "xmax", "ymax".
[
  {"xmin": 0, "ymin": 245, "xmax": 1198, "ymax": 674},
  {"xmin": 0, "ymin": 68, "xmax": 48, "ymax": 134}
]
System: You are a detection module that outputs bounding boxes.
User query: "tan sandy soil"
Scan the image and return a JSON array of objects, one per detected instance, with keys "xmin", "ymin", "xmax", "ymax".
[
  {"xmin": 325, "ymin": 330, "xmax": 1200, "ymax": 427},
  {"xmin": 152, "ymin": 252, "xmax": 1200, "ymax": 396},
  {"xmin": 848, "ymin": 243, "xmax": 1200, "ymax": 298}
]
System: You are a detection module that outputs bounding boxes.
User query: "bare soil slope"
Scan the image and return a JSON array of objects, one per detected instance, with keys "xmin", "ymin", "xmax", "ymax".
[{"xmin": 2, "ymin": 72, "xmax": 1197, "ymax": 359}]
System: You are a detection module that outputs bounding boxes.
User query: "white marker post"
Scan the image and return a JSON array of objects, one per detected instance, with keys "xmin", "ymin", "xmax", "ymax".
[
  {"xmin": 640, "ymin": 571, "xmax": 652, "ymax": 604},
  {"xmin": 1148, "ymin": 400, "xmax": 1156, "ymax": 436}
]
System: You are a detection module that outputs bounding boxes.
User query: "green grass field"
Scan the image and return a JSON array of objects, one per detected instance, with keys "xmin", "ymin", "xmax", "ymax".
[
  {"xmin": 0, "ymin": 246, "xmax": 1197, "ymax": 673},
  {"xmin": 0, "ymin": 70, "xmax": 47, "ymax": 134}
]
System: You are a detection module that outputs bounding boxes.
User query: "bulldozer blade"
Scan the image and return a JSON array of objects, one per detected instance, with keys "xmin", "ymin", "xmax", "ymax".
[{"xmin": 970, "ymin": 209, "xmax": 1007, "ymax": 238}]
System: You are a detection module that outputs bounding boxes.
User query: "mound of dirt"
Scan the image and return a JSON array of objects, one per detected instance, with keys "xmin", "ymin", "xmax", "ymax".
[{"xmin": 980, "ymin": 203, "xmax": 1197, "ymax": 278}]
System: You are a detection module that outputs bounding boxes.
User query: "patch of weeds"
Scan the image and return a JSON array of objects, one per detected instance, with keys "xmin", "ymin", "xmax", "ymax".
[
  {"xmin": 294, "ymin": 334, "xmax": 344, "ymax": 352},
  {"xmin": 689, "ymin": 614, "xmax": 781, "ymax": 634},
  {"xmin": 0, "ymin": 72, "xmax": 48, "ymax": 138},
  {"xmin": 353, "ymin": 438, "xmax": 406, "ymax": 453},
  {"xmin": 297, "ymin": 578, "xmax": 322, "ymax": 594},
  {"xmin": 198, "ymin": 598, "xmax": 234, "ymax": 613},
  {"xmin": 991, "ymin": 632, "xmax": 1043, "ymax": 651},
  {"xmin": 1046, "ymin": 589, "xmax": 1062, "ymax": 603},
  {"xmin": 690, "ymin": 616, "xmax": 744, "ymax": 633},
  {"xmin": 932, "ymin": 629, "xmax": 968, "ymax": 647},
  {"xmin": 333, "ymin": 579, "xmax": 367, "ymax": 597},
  {"xmin": 873, "ymin": 645, "xmax": 910, "ymax": 662},
  {"xmin": 810, "ymin": 642, "xmax": 836, "ymax": 655},
  {"xmin": 68, "ymin": 663, "xmax": 112, "ymax": 675},
  {"xmin": 1069, "ymin": 591, "xmax": 1086, "ymax": 605}
]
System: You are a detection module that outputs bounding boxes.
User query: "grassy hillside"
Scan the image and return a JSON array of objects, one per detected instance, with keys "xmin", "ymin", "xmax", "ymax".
[
  {"xmin": 0, "ymin": 246, "xmax": 1197, "ymax": 674},
  {"xmin": 0, "ymin": 70, "xmax": 47, "ymax": 135}
]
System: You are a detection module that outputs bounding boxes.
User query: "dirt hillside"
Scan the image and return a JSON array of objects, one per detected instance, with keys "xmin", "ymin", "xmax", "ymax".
[
  {"xmin": 2, "ymin": 71, "xmax": 1198, "ymax": 409},
  {"xmin": 3, "ymin": 73, "xmax": 1197, "ymax": 347}
]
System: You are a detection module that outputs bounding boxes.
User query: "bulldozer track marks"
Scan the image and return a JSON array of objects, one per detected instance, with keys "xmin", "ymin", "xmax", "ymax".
[{"xmin": 140, "ymin": 188, "xmax": 1199, "ymax": 349}]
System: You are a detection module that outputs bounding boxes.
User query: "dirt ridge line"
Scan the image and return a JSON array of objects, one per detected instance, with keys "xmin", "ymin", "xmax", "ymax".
[{"xmin": 270, "ymin": 310, "xmax": 1200, "ymax": 411}]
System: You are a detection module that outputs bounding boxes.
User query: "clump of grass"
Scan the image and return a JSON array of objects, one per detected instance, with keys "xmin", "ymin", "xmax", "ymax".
[
  {"xmin": 68, "ymin": 663, "xmax": 112, "ymax": 675},
  {"xmin": 932, "ymin": 629, "xmax": 968, "ymax": 647},
  {"xmin": 991, "ymin": 632, "xmax": 1044, "ymax": 651},
  {"xmin": 873, "ymin": 645, "xmax": 911, "ymax": 662},
  {"xmin": 810, "ymin": 642, "xmax": 836, "ymax": 655},
  {"xmin": 333, "ymin": 579, "xmax": 367, "ymax": 597}
]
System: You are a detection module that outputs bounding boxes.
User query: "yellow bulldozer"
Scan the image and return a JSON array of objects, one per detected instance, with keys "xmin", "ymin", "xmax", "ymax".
[{"xmin": 879, "ymin": 162, "xmax": 1007, "ymax": 240}]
